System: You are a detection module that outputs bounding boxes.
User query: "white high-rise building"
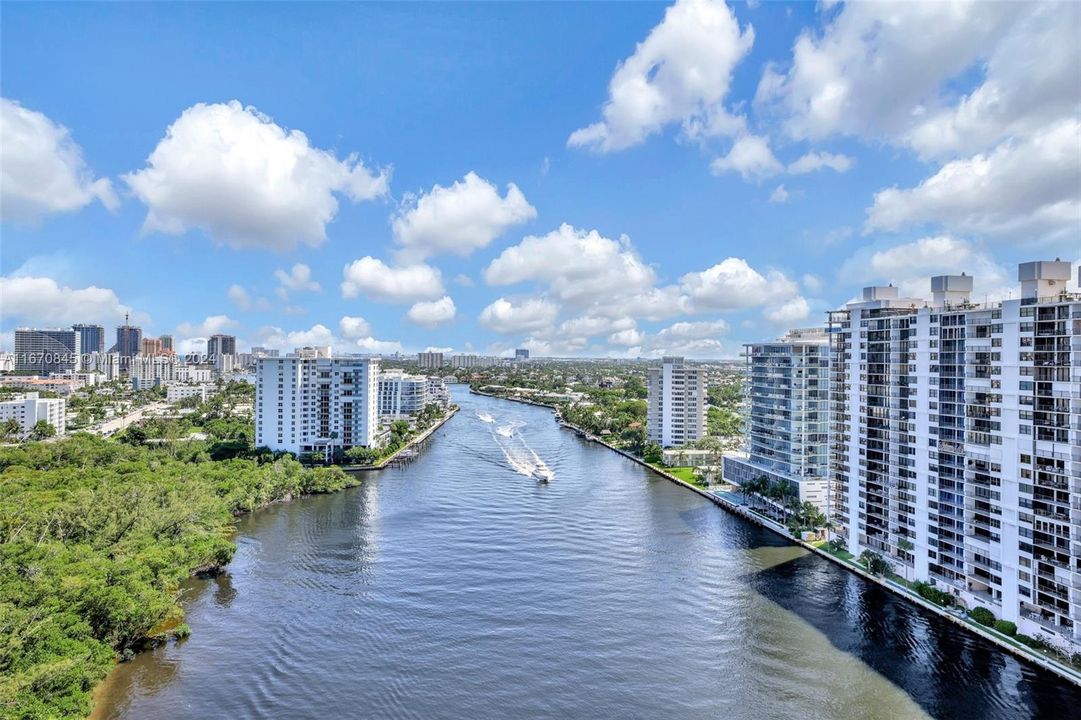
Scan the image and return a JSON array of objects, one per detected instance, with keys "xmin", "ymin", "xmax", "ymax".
[
  {"xmin": 647, "ymin": 356, "xmax": 706, "ymax": 447},
  {"xmin": 130, "ymin": 355, "xmax": 177, "ymax": 389},
  {"xmin": 723, "ymin": 328, "xmax": 831, "ymax": 511},
  {"xmin": 377, "ymin": 371, "xmax": 429, "ymax": 417},
  {"xmin": 828, "ymin": 260, "xmax": 1081, "ymax": 652},
  {"xmin": 418, "ymin": 351, "xmax": 444, "ymax": 369},
  {"xmin": 0, "ymin": 392, "xmax": 66, "ymax": 438},
  {"xmin": 87, "ymin": 352, "xmax": 122, "ymax": 381},
  {"xmin": 255, "ymin": 355, "xmax": 379, "ymax": 456}
]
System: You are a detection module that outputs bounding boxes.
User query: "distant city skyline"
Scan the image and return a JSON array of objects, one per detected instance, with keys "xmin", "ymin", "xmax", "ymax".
[{"xmin": 2, "ymin": 1, "xmax": 1079, "ymax": 360}]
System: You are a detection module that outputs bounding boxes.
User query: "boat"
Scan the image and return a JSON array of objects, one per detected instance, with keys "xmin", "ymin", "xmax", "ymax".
[{"xmin": 532, "ymin": 468, "xmax": 554, "ymax": 483}]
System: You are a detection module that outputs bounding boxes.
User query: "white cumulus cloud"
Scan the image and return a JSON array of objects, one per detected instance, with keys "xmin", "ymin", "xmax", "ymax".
[
  {"xmin": 406, "ymin": 296, "xmax": 457, "ymax": 328},
  {"xmin": 175, "ymin": 315, "xmax": 239, "ymax": 339},
  {"xmin": 227, "ymin": 284, "xmax": 252, "ymax": 310},
  {"xmin": 338, "ymin": 316, "xmax": 372, "ymax": 339},
  {"xmin": 274, "ymin": 263, "xmax": 321, "ymax": 292},
  {"xmin": 340, "ymin": 257, "xmax": 444, "ymax": 303},
  {"xmin": 763, "ymin": 297, "xmax": 810, "ymax": 325},
  {"xmin": 654, "ymin": 320, "xmax": 730, "ymax": 340},
  {"xmin": 485, "ymin": 223, "xmax": 657, "ymax": 309},
  {"xmin": 391, "ymin": 172, "xmax": 536, "ymax": 260},
  {"xmin": 124, "ymin": 100, "xmax": 389, "ymax": 250},
  {"xmin": 756, "ymin": 2, "xmax": 1024, "ymax": 145},
  {"xmin": 568, "ymin": 0, "xmax": 754, "ymax": 152},
  {"xmin": 840, "ymin": 235, "xmax": 1011, "ymax": 300},
  {"xmin": 680, "ymin": 257, "xmax": 799, "ymax": 311},
  {"xmin": 608, "ymin": 328, "xmax": 645, "ymax": 347},
  {"xmin": 0, "ymin": 275, "xmax": 138, "ymax": 327},
  {"xmin": 255, "ymin": 323, "xmax": 337, "ymax": 353},
  {"xmin": 1, "ymin": 98, "xmax": 117, "ymax": 222},
  {"xmin": 865, "ymin": 120, "xmax": 1081, "ymax": 242},
  {"xmin": 354, "ymin": 337, "xmax": 404, "ymax": 355},
  {"xmin": 710, "ymin": 134, "xmax": 782, "ymax": 180},
  {"xmin": 787, "ymin": 151, "xmax": 853, "ymax": 175},
  {"xmin": 479, "ymin": 297, "xmax": 559, "ymax": 335}
]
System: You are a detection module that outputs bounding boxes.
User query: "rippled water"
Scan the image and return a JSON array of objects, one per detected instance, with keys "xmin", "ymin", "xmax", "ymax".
[{"xmin": 93, "ymin": 387, "xmax": 1081, "ymax": 719}]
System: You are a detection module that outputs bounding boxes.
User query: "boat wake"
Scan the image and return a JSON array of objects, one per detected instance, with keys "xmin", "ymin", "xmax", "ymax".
[
  {"xmin": 495, "ymin": 420, "xmax": 524, "ymax": 438},
  {"xmin": 489, "ymin": 420, "xmax": 554, "ymax": 482},
  {"xmin": 476, "ymin": 411, "xmax": 495, "ymax": 423}
]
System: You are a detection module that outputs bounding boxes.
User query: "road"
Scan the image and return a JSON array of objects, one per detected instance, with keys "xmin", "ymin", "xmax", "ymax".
[{"xmin": 89, "ymin": 400, "xmax": 171, "ymax": 436}]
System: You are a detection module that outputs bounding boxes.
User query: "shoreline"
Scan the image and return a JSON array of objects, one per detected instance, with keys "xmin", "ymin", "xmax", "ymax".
[
  {"xmin": 88, "ymin": 406, "xmax": 459, "ymax": 717},
  {"xmin": 340, "ymin": 405, "xmax": 460, "ymax": 473},
  {"xmin": 470, "ymin": 387, "xmax": 1081, "ymax": 688}
]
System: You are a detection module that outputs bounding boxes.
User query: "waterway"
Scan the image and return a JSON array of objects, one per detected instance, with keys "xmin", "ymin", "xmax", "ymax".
[{"xmin": 92, "ymin": 387, "xmax": 1081, "ymax": 719}]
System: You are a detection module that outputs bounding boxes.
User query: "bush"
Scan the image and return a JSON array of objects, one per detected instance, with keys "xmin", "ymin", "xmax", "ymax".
[
  {"xmin": 173, "ymin": 623, "xmax": 191, "ymax": 640},
  {"xmin": 993, "ymin": 620, "xmax": 1017, "ymax": 636},
  {"xmin": 0, "ymin": 433, "xmax": 358, "ymax": 718},
  {"xmin": 970, "ymin": 606, "xmax": 996, "ymax": 626},
  {"xmin": 858, "ymin": 550, "xmax": 893, "ymax": 576},
  {"xmin": 912, "ymin": 581, "xmax": 956, "ymax": 608},
  {"xmin": 1016, "ymin": 634, "xmax": 1050, "ymax": 651}
]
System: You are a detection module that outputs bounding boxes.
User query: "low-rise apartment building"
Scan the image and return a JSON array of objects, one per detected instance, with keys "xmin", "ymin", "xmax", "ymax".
[{"xmin": 0, "ymin": 392, "xmax": 66, "ymax": 438}]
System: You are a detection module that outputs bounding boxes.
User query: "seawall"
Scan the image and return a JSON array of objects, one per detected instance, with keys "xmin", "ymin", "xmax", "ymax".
[{"xmin": 469, "ymin": 387, "xmax": 1081, "ymax": 687}]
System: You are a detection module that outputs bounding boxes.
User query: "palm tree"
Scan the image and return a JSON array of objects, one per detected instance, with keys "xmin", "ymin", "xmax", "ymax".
[
  {"xmin": 0, "ymin": 418, "xmax": 21, "ymax": 441},
  {"xmin": 896, "ymin": 538, "xmax": 915, "ymax": 581},
  {"xmin": 28, "ymin": 420, "xmax": 56, "ymax": 441}
]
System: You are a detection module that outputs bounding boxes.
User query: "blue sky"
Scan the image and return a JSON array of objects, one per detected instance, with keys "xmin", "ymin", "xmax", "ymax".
[{"xmin": 2, "ymin": 1, "xmax": 1078, "ymax": 358}]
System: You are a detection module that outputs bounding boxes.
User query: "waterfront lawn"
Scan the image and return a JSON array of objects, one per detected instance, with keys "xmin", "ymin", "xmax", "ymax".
[
  {"xmin": 651, "ymin": 464, "xmax": 704, "ymax": 487},
  {"xmin": 820, "ymin": 544, "xmax": 855, "ymax": 562}
]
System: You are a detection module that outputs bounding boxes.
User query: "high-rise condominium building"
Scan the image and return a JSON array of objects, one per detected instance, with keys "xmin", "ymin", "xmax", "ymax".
[
  {"xmin": 418, "ymin": 351, "xmax": 444, "ymax": 369},
  {"xmin": 723, "ymin": 328, "xmax": 831, "ymax": 511},
  {"xmin": 141, "ymin": 337, "xmax": 164, "ymax": 357},
  {"xmin": 159, "ymin": 334, "xmax": 175, "ymax": 354},
  {"xmin": 647, "ymin": 356, "xmax": 706, "ymax": 447},
  {"xmin": 72, "ymin": 324, "xmax": 105, "ymax": 355},
  {"xmin": 515, "ymin": 348, "xmax": 530, "ymax": 361},
  {"xmin": 130, "ymin": 355, "xmax": 176, "ymax": 389},
  {"xmin": 14, "ymin": 328, "xmax": 80, "ymax": 375},
  {"xmin": 449, "ymin": 354, "xmax": 503, "ymax": 369},
  {"xmin": 207, "ymin": 334, "xmax": 237, "ymax": 372},
  {"xmin": 207, "ymin": 334, "xmax": 237, "ymax": 359},
  {"xmin": 114, "ymin": 317, "xmax": 142, "ymax": 359},
  {"xmin": 828, "ymin": 260, "xmax": 1081, "ymax": 652},
  {"xmin": 378, "ymin": 370, "xmax": 429, "ymax": 417},
  {"xmin": 255, "ymin": 355, "xmax": 379, "ymax": 456}
]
